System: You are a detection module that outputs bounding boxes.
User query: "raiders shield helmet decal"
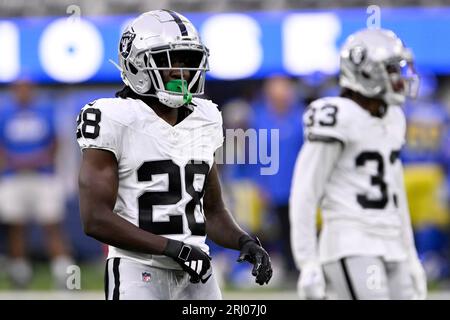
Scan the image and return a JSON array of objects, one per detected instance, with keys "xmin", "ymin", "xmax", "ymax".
[
  {"xmin": 119, "ymin": 30, "xmax": 136, "ymax": 59},
  {"xmin": 349, "ymin": 45, "xmax": 367, "ymax": 66}
]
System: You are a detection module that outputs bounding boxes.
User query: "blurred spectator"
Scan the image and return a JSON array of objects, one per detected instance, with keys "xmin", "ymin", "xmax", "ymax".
[
  {"xmin": 0, "ymin": 79, "xmax": 73, "ymax": 289},
  {"xmin": 401, "ymin": 73, "xmax": 450, "ymax": 281},
  {"xmin": 212, "ymin": 98, "xmax": 272, "ymax": 288},
  {"xmin": 249, "ymin": 75, "xmax": 305, "ymax": 284}
]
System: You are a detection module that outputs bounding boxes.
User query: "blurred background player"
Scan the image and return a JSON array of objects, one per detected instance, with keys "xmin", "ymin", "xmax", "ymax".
[
  {"xmin": 289, "ymin": 29, "xmax": 427, "ymax": 299},
  {"xmin": 0, "ymin": 79, "xmax": 73, "ymax": 289}
]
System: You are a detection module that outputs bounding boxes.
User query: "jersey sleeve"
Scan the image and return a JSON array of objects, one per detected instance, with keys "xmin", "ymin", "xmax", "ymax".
[
  {"xmin": 213, "ymin": 110, "xmax": 224, "ymax": 152},
  {"xmin": 393, "ymin": 106, "xmax": 407, "ymax": 146},
  {"xmin": 303, "ymin": 98, "xmax": 351, "ymax": 145},
  {"xmin": 289, "ymin": 140, "xmax": 343, "ymax": 268},
  {"xmin": 193, "ymin": 97, "xmax": 224, "ymax": 152},
  {"xmin": 76, "ymin": 100, "xmax": 124, "ymax": 160},
  {"xmin": 390, "ymin": 140, "xmax": 418, "ymax": 259}
]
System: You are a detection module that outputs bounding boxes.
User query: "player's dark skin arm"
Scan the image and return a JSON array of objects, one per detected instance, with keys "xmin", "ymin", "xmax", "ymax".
[
  {"xmin": 203, "ymin": 163, "xmax": 248, "ymax": 250},
  {"xmin": 79, "ymin": 148, "xmax": 168, "ymax": 254}
]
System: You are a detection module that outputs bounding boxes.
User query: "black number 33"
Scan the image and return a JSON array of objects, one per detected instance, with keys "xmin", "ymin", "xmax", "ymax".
[
  {"xmin": 318, "ymin": 105, "xmax": 338, "ymax": 126},
  {"xmin": 77, "ymin": 107, "xmax": 101, "ymax": 139},
  {"xmin": 305, "ymin": 104, "xmax": 338, "ymax": 127}
]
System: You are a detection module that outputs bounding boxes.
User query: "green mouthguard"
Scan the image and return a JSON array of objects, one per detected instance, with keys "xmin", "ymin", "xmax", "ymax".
[{"xmin": 165, "ymin": 79, "xmax": 192, "ymax": 105}]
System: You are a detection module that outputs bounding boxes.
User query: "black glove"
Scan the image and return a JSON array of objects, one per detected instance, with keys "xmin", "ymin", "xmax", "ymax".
[
  {"xmin": 163, "ymin": 239, "xmax": 212, "ymax": 284},
  {"xmin": 237, "ymin": 234, "xmax": 273, "ymax": 285}
]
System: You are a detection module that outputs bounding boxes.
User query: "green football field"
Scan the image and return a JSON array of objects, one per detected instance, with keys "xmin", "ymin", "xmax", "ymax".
[
  {"xmin": 0, "ymin": 262, "xmax": 450, "ymax": 300},
  {"xmin": 0, "ymin": 262, "xmax": 105, "ymax": 291}
]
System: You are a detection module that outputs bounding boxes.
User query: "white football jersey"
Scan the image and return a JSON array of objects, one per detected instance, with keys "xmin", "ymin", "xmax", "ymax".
[
  {"xmin": 77, "ymin": 97, "xmax": 223, "ymax": 269},
  {"xmin": 303, "ymin": 97, "xmax": 409, "ymax": 263}
]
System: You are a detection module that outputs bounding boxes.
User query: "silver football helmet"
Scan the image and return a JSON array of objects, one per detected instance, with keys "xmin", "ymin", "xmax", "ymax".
[
  {"xmin": 117, "ymin": 10, "xmax": 209, "ymax": 108},
  {"xmin": 339, "ymin": 28, "xmax": 419, "ymax": 106}
]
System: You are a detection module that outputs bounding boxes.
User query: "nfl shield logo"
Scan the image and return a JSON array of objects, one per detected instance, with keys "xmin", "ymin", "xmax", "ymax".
[{"xmin": 142, "ymin": 272, "xmax": 152, "ymax": 283}]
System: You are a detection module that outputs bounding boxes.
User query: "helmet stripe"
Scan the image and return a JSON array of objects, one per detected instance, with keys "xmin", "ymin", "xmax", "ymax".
[{"xmin": 163, "ymin": 10, "xmax": 188, "ymax": 36}]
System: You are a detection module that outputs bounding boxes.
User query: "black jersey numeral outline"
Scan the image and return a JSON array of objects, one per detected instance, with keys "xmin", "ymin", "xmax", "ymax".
[
  {"xmin": 355, "ymin": 150, "xmax": 401, "ymax": 209},
  {"xmin": 77, "ymin": 106, "xmax": 101, "ymax": 139},
  {"xmin": 305, "ymin": 104, "xmax": 338, "ymax": 127},
  {"xmin": 137, "ymin": 160, "xmax": 209, "ymax": 236}
]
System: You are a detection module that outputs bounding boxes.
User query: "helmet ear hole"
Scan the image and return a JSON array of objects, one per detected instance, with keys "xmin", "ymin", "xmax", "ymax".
[
  {"xmin": 361, "ymin": 71, "xmax": 371, "ymax": 79},
  {"xmin": 128, "ymin": 62, "xmax": 138, "ymax": 75}
]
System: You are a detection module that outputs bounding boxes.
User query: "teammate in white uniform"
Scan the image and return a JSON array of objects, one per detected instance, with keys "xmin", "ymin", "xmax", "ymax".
[
  {"xmin": 289, "ymin": 28, "xmax": 426, "ymax": 300},
  {"xmin": 77, "ymin": 10, "xmax": 272, "ymax": 300}
]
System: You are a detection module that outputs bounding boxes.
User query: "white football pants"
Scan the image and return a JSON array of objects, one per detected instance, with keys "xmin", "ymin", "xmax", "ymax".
[
  {"xmin": 323, "ymin": 256, "xmax": 415, "ymax": 300},
  {"xmin": 104, "ymin": 257, "xmax": 222, "ymax": 300}
]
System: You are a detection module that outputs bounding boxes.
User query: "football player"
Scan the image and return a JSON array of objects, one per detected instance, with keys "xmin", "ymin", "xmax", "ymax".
[
  {"xmin": 289, "ymin": 28, "xmax": 426, "ymax": 300},
  {"xmin": 77, "ymin": 10, "xmax": 272, "ymax": 300}
]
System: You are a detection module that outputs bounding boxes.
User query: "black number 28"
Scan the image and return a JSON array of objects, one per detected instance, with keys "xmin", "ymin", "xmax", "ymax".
[
  {"xmin": 77, "ymin": 107, "xmax": 101, "ymax": 139},
  {"xmin": 137, "ymin": 160, "xmax": 209, "ymax": 236}
]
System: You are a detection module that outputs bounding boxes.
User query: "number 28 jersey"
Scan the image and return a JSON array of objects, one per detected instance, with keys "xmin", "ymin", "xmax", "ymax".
[
  {"xmin": 304, "ymin": 97, "xmax": 409, "ymax": 262},
  {"xmin": 77, "ymin": 97, "xmax": 223, "ymax": 269}
]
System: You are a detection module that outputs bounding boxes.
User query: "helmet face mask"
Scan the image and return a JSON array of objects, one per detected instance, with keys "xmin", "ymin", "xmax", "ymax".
[
  {"xmin": 117, "ymin": 10, "xmax": 210, "ymax": 108},
  {"xmin": 383, "ymin": 57, "xmax": 419, "ymax": 104},
  {"xmin": 144, "ymin": 46, "xmax": 209, "ymax": 94},
  {"xmin": 339, "ymin": 28, "xmax": 419, "ymax": 106}
]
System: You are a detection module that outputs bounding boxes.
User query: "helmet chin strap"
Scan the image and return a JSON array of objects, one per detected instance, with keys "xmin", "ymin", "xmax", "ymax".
[{"xmin": 157, "ymin": 79, "xmax": 193, "ymax": 108}]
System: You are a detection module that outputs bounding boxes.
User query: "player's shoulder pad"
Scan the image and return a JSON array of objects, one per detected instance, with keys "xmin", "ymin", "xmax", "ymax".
[
  {"xmin": 387, "ymin": 105, "xmax": 407, "ymax": 135},
  {"xmin": 304, "ymin": 96, "xmax": 361, "ymax": 145},
  {"xmin": 307, "ymin": 96, "xmax": 361, "ymax": 126},
  {"xmin": 388, "ymin": 105, "xmax": 406, "ymax": 123},
  {"xmin": 191, "ymin": 97, "xmax": 222, "ymax": 125},
  {"xmin": 80, "ymin": 97, "xmax": 136, "ymax": 126}
]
